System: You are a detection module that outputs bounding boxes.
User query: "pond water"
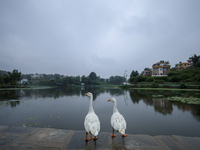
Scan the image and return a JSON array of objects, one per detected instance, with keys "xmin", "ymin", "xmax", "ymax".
[{"xmin": 0, "ymin": 86, "xmax": 200, "ymax": 137}]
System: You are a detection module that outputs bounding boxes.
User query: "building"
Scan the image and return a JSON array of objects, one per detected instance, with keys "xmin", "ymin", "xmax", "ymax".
[
  {"xmin": 175, "ymin": 57, "xmax": 193, "ymax": 70},
  {"xmin": 175, "ymin": 62, "xmax": 188, "ymax": 70},
  {"xmin": 19, "ymin": 78, "xmax": 28, "ymax": 84},
  {"xmin": 31, "ymin": 73, "xmax": 44, "ymax": 79},
  {"xmin": 143, "ymin": 68, "xmax": 152, "ymax": 77},
  {"xmin": 186, "ymin": 57, "xmax": 193, "ymax": 68},
  {"xmin": 152, "ymin": 60, "xmax": 171, "ymax": 76}
]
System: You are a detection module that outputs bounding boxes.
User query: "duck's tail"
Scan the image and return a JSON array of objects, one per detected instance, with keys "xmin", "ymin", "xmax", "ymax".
[
  {"xmin": 89, "ymin": 123, "xmax": 99, "ymax": 136},
  {"xmin": 119, "ymin": 128, "xmax": 125, "ymax": 134}
]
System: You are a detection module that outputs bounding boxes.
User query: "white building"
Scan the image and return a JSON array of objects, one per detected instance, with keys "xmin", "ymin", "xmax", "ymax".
[{"xmin": 19, "ymin": 79, "xmax": 28, "ymax": 84}]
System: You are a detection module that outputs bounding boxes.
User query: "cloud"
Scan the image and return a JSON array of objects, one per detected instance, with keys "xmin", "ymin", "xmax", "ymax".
[{"xmin": 0, "ymin": 0, "xmax": 200, "ymax": 78}]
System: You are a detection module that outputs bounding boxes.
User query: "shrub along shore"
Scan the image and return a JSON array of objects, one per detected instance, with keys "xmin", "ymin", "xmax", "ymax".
[{"xmin": 119, "ymin": 83, "xmax": 200, "ymax": 90}]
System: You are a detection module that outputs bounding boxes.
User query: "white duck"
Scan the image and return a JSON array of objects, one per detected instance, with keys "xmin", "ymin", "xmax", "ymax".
[
  {"xmin": 84, "ymin": 92, "xmax": 100, "ymax": 141},
  {"xmin": 108, "ymin": 98, "xmax": 127, "ymax": 137}
]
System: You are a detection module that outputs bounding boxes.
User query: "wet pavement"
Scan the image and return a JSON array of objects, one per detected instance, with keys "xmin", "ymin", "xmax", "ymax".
[{"xmin": 0, "ymin": 125, "xmax": 200, "ymax": 150}]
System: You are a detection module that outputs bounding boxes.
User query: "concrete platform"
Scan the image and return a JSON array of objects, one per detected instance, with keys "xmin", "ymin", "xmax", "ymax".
[{"xmin": 0, "ymin": 125, "xmax": 200, "ymax": 150}]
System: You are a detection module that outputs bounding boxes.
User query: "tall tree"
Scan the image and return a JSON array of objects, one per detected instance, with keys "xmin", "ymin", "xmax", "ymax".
[
  {"xmin": 191, "ymin": 54, "xmax": 200, "ymax": 67},
  {"xmin": 89, "ymin": 72, "xmax": 97, "ymax": 83},
  {"xmin": 109, "ymin": 76, "xmax": 124, "ymax": 85},
  {"xmin": 9, "ymin": 69, "xmax": 21, "ymax": 85},
  {"xmin": 130, "ymin": 70, "xmax": 139, "ymax": 77}
]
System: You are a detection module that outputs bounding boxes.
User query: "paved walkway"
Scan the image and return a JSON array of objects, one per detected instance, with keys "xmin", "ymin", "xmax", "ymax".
[{"xmin": 0, "ymin": 125, "xmax": 200, "ymax": 150}]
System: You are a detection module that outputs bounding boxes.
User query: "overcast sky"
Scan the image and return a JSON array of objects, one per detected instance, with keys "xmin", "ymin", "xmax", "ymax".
[{"xmin": 0, "ymin": 0, "xmax": 200, "ymax": 78}]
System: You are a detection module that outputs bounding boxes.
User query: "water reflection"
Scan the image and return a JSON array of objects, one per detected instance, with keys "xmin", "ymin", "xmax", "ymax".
[
  {"xmin": 9, "ymin": 101, "xmax": 20, "ymax": 107},
  {"xmin": 172, "ymin": 101, "xmax": 200, "ymax": 122},
  {"xmin": 153, "ymin": 99, "xmax": 173, "ymax": 115},
  {"xmin": 0, "ymin": 87, "xmax": 126, "ymax": 102},
  {"xmin": 1, "ymin": 88, "xmax": 200, "ymax": 115},
  {"xmin": 0, "ymin": 87, "xmax": 200, "ymax": 137}
]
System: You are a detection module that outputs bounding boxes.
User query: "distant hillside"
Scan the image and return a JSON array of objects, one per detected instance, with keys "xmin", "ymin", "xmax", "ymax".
[
  {"xmin": 168, "ymin": 67, "xmax": 200, "ymax": 82},
  {"xmin": 129, "ymin": 67, "xmax": 200, "ymax": 84}
]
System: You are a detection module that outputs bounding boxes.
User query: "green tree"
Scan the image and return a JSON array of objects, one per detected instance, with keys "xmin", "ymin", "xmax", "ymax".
[
  {"xmin": 3, "ymin": 75, "xmax": 11, "ymax": 84},
  {"xmin": 109, "ymin": 76, "xmax": 124, "ymax": 85},
  {"xmin": 89, "ymin": 72, "xmax": 97, "ymax": 84},
  {"xmin": 81, "ymin": 75, "xmax": 89, "ymax": 84},
  {"xmin": 129, "ymin": 77, "xmax": 136, "ymax": 83},
  {"xmin": 145, "ymin": 76, "xmax": 153, "ymax": 82},
  {"xmin": 195, "ymin": 61, "xmax": 200, "ymax": 68},
  {"xmin": 130, "ymin": 70, "xmax": 139, "ymax": 77},
  {"xmin": 135, "ymin": 75, "xmax": 146, "ymax": 83},
  {"xmin": 191, "ymin": 54, "xmax": 200, "ymax": 67},
  {"xmin": 9, "ymin": 70, "xmax": 21, "ymax": 85}
]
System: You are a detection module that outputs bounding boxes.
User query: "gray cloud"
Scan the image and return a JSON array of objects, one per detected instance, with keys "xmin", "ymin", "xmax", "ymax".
[{"xmin": 0, "ymin": 0, "xmax": 200, "ymax": 78}]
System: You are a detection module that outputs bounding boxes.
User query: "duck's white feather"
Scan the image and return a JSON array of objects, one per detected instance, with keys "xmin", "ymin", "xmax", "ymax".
[
  {"xmin": 84, "ymin": 112, "xmax": 100, "ymax": 136},
  {"xmin": 84, "ymin": 92, "xmax": 100, "ymax": 137},
  {"xmin": 111, "ymin": 112, "xmax": 126, "ymax": 134},
  {"xmin": 109, "ymin": 97, "xmax": 127, "ymax": 135}
]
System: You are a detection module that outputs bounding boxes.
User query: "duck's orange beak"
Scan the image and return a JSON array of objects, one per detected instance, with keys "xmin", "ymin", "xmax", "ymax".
[
  {"xmin": 85, "ymin": 93, "xmax": 88, "ymax": 96},
  {"xmin": 108, "ymin": 99, "xmax": 111, "ymax": 102}
]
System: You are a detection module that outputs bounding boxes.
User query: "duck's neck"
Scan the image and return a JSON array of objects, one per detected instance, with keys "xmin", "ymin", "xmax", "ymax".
[
  {"xmin": 113, "ymin": 101, "xmax": 119, "ymax": 113},
  {"xmin": 88, "ymin": 96, "xmax": 94, "ymax": 113}
]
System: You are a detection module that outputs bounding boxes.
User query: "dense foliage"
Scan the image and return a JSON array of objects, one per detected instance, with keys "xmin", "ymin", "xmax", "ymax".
[
  {"xmin": 130, "ymin": 70, "xmax": 139, "ymax": 77},
  {"xmin": 192, "ymin": 54, "xmax": 200, "ymax": 67},
  {"xmin": 1, "ymin": 54, "xmax": 199, "ymax": 87},
  {"xmin": 38, "ymin": 73, "xmax": 124, "ymax": 86},
  {"xmin": 0, "ymin": 70, "xmax": 21, "ymax": 85},
  {"xmin": 109, "ymin": 76, "xmax": 125, "ymax": 85},
  {"xmin": 167, "ymin": 67, "xmax": 200, "ymax": 82},
  {"xmin": 129, "ymin": 67, "xmax": 200, "ymax": 83}
]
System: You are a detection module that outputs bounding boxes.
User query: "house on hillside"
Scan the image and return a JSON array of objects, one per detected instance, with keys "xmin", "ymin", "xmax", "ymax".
[
  {"xmin": 175, "ymin": 57, "xmax": 194, "ymax": 70},
  {"xmin": 142, "ymin": 68, "xmax": 152, "ymax": 76},
  {"xmin": 152, "ymin": 60, "xmax": 171, "ymax": 76},
  {"xmin": 186, "ymin": 57, "xmax": 193, "ymax": 68},
  {"xmin": 175, "ymin": 62, "xmax": 188, "ymax": 70},
  {"xmin": 19, "ymin": 78, "xmax": 28, "ymax": 84},
  {"xmin": 31, "ymin": 73, "xmax": 44, "ymax": 79}
]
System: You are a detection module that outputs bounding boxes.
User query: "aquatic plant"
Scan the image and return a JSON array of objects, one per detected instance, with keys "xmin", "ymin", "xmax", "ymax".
[
  {"xmin": 152, "ymin": 95, "xmax": 164, "ymax": 98},
  {"xmin": 166, "ymin": 96, "xmax": 200, "ymax": 105}
]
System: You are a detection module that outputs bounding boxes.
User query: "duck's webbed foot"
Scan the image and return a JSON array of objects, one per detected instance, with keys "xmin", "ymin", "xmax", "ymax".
[
  {"xmin": 92, "ymin": 136, "xmax": 98, "ymax": 140},
  {"xmin": 121, "ymin": 134, "xmax": 127, "ymax": 137},
  {"xmin": 85, "ymin": 132, "xmax": 91, "ymax": 141},
  {"xmin": 85, "ymin": 137, "xmax": 91, "ymax": 141},
  {"xmin": 110, "ymin": 134, "xmax": 117, "ymax": 137},
  {"xmin": 110, "ymin": 128, "xmax": 117, "ymax": 137}
]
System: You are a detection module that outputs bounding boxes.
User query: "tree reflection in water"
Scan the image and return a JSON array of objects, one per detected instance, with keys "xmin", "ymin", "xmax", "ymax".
[{"xmin": 0, "ymin": 87, "xmax": 200, "ymax": 136}]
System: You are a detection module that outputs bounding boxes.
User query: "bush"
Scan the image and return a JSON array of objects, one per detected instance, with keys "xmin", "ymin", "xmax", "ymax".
[
  {"xmin": 129, "ymin": 77, "xmax": 136, "ymax": 83},
  {"xmin": 168, "ymin": 71, "xmax": 179, "ymax": 77},
  {"xmin": 145, "ymin": 76, "xmax": 153, "ymax": 82},
  {"xmin": 154, "ymin": 76, "xmax": 169, "ymax": 81},
  {"xmin": 155, "ymin": 80, "xmax": 165, "ymax": 83},
  {"xmin": 151, "ymin": 83, "xmax": 159, "ymax": 88},
  {"xmin": 135, "ymin": 75, "xmax": 146, "ymax": 83},
  {"xmin": 170, "ymin": 76, "xmax": 181, "ymax": 82},
  {"xmin": 180, "ymin": 83, "xmax": 186, "ymax": 89}
]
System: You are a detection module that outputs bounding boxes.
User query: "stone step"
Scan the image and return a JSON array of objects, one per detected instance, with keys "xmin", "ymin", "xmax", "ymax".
[{"xmin": 0, "ymin": 125, "xmax": 199, "ymax": 150}]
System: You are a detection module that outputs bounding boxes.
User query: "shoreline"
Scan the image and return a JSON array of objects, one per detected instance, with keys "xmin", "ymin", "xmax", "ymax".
[
  {"xmin": 1, "ymin": 85, "xmax": 200, "ymax": 91},
  {"xmin": 0, "ymin": 86, "xmax": 55, "ymax": 90}
]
